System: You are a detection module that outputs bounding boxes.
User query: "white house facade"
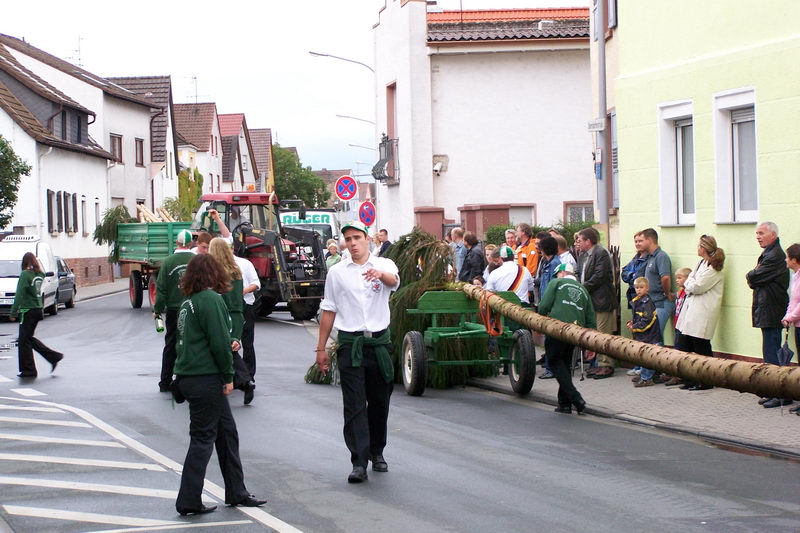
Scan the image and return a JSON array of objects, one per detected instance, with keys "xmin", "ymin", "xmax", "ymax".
[{"xmin": 174, "ymin": 103, "xmax": 223, "ymax": 195}]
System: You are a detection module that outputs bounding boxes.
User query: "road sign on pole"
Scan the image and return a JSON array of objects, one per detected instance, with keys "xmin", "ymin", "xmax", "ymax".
[
  {"xmin": 358, "ymin": 200, "xmax": 376, "ymax": 227},
  {"xmin": 335, "ymin": 175, "xmax": 358, "ymax": 201}
]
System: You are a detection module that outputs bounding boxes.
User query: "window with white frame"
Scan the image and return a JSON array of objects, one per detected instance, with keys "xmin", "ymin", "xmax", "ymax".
[
  {"xmin": 713, "ymin": 88, "xmax": 757, "ymax": 223},
  {"xmin": 566, "ymin": 202, "xmax": 594, "ymax": 223},
  {"xmin": 242, "ymin": 154, "xmax": 248, "ymax": 171},
  {"xmin": 657, "ymin": 100, "xmax": 694, "ymax": 225}
]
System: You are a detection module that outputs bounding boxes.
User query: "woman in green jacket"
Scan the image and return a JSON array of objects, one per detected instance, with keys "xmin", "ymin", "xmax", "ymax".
[
  {"xmin": 9, "ymin": 252, "xmax": 62, "ymax": 378},
  {"xmin": 208, "ymin": 237, "xmax": 255, "ymax": 404},
  {"xmin": 173, "ymin": 253, "xmax": 266, "ymax": 516}
]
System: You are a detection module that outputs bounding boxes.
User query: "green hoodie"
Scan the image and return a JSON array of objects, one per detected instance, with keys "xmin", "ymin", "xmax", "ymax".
[
  {"xmin": 10, "ymin": 269, "xmax": 44, "ymax": 320},
  {"xmin": 154, "ymin": 250, "xmax": 194, "ymax": 313},
  {"xmin": 174, "ymin": 289, "xmax": 234, "ymax": 383},
  {"xmin": 538, "ymin": 276, "xmax": 597, "ymax": 329},
  {"xmin": 220, "ymin": 277, "xmax": 244, "ymax": 343}
]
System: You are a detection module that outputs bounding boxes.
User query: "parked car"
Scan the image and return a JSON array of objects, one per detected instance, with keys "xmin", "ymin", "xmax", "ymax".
[
  {"xmin": 0, "ymin": 235, "xmax": 58, "ymax": 317},
  {"xmin": 55, "ymin": 257, "xmax": 76, "ymax": 309}
]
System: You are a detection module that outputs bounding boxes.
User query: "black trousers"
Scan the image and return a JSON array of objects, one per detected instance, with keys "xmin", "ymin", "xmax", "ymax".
[
  {"xmin": 545, "ymin": 336, "xmax": 583, "ymax": 408},
  {"xmin": 17, "ymin": 309, "xmax": 61, "ymax": 376},
  {"xmin": 338, "ymin": 343, "xmax": 393, "ymax": 468},
  {"xmin": 176, "ymin": 374, "xmax": 249, "ymax": 509},
  {"xmin": 159, "ymin": 309, "xmax": 179, "ymax": 388},
  {"xmin": 674, "ymin": 331, "xmax": 713, "ymax": 387},
  {"xmin": 242, "ymin": 303, "xmax": 256, "ymax": 377}
]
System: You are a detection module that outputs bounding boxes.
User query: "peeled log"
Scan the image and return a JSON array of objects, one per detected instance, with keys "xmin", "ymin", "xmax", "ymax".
[{"xmin": 447, "ymin": 282, "xmax": 800, "ymax": 400}]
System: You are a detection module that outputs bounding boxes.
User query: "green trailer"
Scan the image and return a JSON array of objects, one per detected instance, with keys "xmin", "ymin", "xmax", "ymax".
[
  {"xmin": 402, "ymin": 290, "xmax": 536, "ymax": 397},
  {"xmin": 117, "ymin": 222, "xmax": 191, "ymax": 308}
]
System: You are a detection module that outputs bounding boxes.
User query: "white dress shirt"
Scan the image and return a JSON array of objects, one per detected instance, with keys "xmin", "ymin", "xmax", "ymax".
[
  {"xmin": 485, "ymin": 260, "xmax": 532, "ymax": 304},
  {"xmin": 559, "ymin": 251, "xmax": 577, "ymax": 270},
  {"xmin": 320, "ymin": 252, "xmax": 400, "ymax": 332},
  {"xmin": 233, "ymin": 255, "xmax": 261, "ymax": 305}
]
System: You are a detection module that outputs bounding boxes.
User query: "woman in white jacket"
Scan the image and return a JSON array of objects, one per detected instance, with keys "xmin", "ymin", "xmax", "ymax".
[{"xmin": 675, "ymin": 235, "xmax": 725, "ymax": 391}]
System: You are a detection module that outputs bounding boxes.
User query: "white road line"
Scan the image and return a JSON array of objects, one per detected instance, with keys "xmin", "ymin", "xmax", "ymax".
[
  {"xmin": 0, "ymin": 476, "xmax": 214, "ymax": 501},
  {"xmin": 0, "ymin": 396, "xmax": 304, "ymax": 533},
  {"xmin": 10, "ymin": 388, "xmax": 46, "ymax": 397},
  {"xmin": 0, "ymin": 432, "xmax": 124, "ymax": 448},
  {"xmin": 0, "ymin": 374, "xmax": 12, "ymax": 382},
  {"xmin": 0, "ymin": 404, "xmax": 64, "ymax": 413},
  {"xmin": 3, "ymin": 505, "xmax": 181, "ymax": 527},
  {"xmin": 83, "ymin": 520, "xmax": 253, "ymax": 533},
  {"xmin": 0, "ymin": 453, "xmax": 165, "ymax": 471},
  {"xmin": 264, "ymin": 317, "xmax": 306, "ymax": 327},
  {"xmin": 0, "ymin": 415, "xmax": 90, "ymax": 428}
]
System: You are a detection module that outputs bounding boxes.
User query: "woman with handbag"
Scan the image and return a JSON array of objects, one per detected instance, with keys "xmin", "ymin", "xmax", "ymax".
[
  {"xmin": 781, "ymin": 243, "xmax": 800, "ymax": 414},
  {"xmin": 173, "ymin": 253, "xmax": 266, "ymax": 515},
  {"xmin": 9, "ymin": 252, "xmax": 62, "ymax": 378},
  {"xmin": 674, "ymin": 235, "xmax": 725, "ymax": 391}
]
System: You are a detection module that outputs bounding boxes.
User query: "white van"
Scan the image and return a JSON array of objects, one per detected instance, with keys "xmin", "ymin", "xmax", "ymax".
[{"xmin": 0, "ymin": 236, "xmax": 59, "ymax": 317}]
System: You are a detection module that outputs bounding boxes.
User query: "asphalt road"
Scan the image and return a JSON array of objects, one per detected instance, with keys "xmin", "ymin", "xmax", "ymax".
[{"xmin": 0, "ymin": 292, "xmax": 798, "ymax": 533}]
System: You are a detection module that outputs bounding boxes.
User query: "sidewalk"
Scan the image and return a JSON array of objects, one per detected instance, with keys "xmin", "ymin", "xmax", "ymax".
[
  {"xmin": 470, "ymin": 365, "xmax": 800, "ymax": 458},
  {"xmin": 75, "ymin": 278, "xmax": 129, "ymax": 302}
]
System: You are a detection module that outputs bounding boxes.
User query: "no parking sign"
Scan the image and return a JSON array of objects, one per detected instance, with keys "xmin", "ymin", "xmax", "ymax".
[
  {"xmin": 335, "ymin": 175, "xmax": 358, "ymax": 201},
  {"xmin": 358, "ymin": 201, "xmax": 376, "ymax": 227}
]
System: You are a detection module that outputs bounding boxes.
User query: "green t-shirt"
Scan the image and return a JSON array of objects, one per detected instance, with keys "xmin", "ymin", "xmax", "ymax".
[
  {"xmin": 538, "ymin": 276, "xmax": 597, "ymax": 329},
  {"xmin": 10, "ymin": 269, "xmax": 44, "ymax": 319},
  {"xmin": 174, "ymin": 289, "xmax": 234, "ymax": 383},
  {"xmin": 154, "ymin": 251, "xmax": 194, "ymax": 313},
  {"xmin": 220, "ymin": 277, "xmax": 244, "ymax": 342}
]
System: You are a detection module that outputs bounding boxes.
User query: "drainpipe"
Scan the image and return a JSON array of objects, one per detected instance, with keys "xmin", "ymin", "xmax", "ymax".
[
  {"xmin": 596, "ymin": 0, "xmax": 608, "ymax": 226},
  {"xmin": 38, "ymin": 147, "xmax": 53, "ymax": 236}
]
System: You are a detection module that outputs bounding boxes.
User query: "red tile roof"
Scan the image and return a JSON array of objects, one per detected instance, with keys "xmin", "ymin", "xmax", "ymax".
[
  {"xmin": 218, "ymin": 113, "xmax": 244, "ymax": 137},
  {"xmin": 427, "ymin": 8, "xmax": 589, "ymax": 23},
  {"xmin": 173, "ymin": 103, "xmax": 217, "ymax": 152},
  {"xmin": 249, "ymin": 128, "xmax": 272, "ymax": 178},
  {"xmin": 0, "ymin": 33, "xmax": 161, "ymax": 110}
]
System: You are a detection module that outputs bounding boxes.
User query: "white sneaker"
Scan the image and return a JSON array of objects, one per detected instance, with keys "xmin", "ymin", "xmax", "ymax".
[{"xmin": 626, "ymin": 368, "xmax": 641, "ymax": 376}]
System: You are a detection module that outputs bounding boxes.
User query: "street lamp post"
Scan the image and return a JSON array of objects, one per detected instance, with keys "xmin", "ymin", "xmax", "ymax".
[
  {"xmin": 309, "ymin": 51, "xmax": 375, "ymax": 73},
  {"xmin": 336, "ymin": 114, "xmax": 376, "ymax": 125},
  {"xmin": 349, "ymin": 143, "xmax": 377, "ymax": 152}
]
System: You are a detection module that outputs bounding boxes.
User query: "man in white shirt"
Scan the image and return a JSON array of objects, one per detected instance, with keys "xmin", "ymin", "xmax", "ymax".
[
  {"xmin": 485, "ymin": 245, "xmax": 533, "ymax": 305},
  {"xmin": 234, "ymin": 255, "xmax": 261, "ymax": 382},
  {"xmin": 316, "ymin": 220, "xmax": 400, "ymax": 483}
]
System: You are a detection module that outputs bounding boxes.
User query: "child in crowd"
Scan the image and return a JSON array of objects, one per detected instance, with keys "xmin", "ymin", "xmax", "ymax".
[
  {"xmin": 472, "ymin": 276, "xmax": 485, "ymax": 287},
  {"xmin": 627, "ymin": 277, "xmax": 663, "ymax": 387},
  {"xmin": 664, "ymin": 267, "xmax": 692, "ymax": 386}
]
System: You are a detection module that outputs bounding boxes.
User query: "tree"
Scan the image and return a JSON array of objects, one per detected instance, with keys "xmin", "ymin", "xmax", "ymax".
[
  {"xmin": 93, "ymin": 205, "xmax": 135, "ymax": 262},
  {"xmin": 272, "ymin": 144, "xmax": 331, "ymax": 207},
  {"xmin": 0, "ymin": 135, "xmax": 32, "ymax": 228},
  {"xmin": 173, "ymin": 167, "xmax": 204, "ymax": 220}
]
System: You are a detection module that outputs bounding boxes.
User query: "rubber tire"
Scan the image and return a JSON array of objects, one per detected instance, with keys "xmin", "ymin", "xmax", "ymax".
[
  {"xmin": 257, "ymin": 296, "xmax": 278, "ymax": 318},
  {"xmin": 65, "ymin": 289, "xmax": 76, "ymax": 309},
  {"xmin": 46, "ymin": 293, "xmax": 58, "ymax": 316},
  {"xmin": 147, "ymin": 275, "xmax": 157, "ymax": 308},
  {"xmin": 402, "ymin": 331, "xmax": 427, "ymax": 396},
  {"xmin": 130, "ymin": 271, "xmax": 144, "ymax": 309},
  {"xmin": 509, "ymin": 329, "xmax": 535, "ymax": 395},
  {"xmin": 288, "ymin": 299, "xmax": 319, "ymax": 321}
]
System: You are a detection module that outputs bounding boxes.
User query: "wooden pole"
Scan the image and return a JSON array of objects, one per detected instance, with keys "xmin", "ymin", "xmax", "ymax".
[{"xmin": 447, "ymin": 282, "xmax": 800, "ymax": 400}]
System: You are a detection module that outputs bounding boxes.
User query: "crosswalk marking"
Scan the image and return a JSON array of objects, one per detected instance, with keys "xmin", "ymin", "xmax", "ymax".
[
  {"xmin": 3, "ymin": 505, "xmax": 182, "ymax": 527},
  {"xmin": 0, "ymin": 374, "xmax": 12, "ymax": 382},
  {"xmin": 0, "ymin": 453, "xmax": 165, "ymax": 471},
  {"xmin": 0, "ymin": 404, "xmax": 64, "ymax": 413},
  {"xmin": 0, "ymin": 432, "xmax": 124, "ymax": 448},
  {"xmin": 0, "ymin": 476, "xmax": 213, "ymax": 502},
  {"xmin": 0, "ymin": 415, "xmax": 91, "ymax": 428},
  {"xmin": 9, "ymin": 388, "xmax": 46, "ymax": 397},
  {"xmin": 83, "ymin": 520, "xmax": 254, "ymax": 533}
]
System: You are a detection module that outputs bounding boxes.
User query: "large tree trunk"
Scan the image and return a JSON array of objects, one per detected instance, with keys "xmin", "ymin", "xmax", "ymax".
[{"xmin": 449, "ymin": 283, "xmax": 800, "ymax": 400}]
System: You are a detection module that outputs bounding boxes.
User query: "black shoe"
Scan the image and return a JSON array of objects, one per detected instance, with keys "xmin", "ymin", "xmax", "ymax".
[
  {"xmin": 554, "ymin": 405, "xmax": 572, "ymax": 414},
  {"xmin": 758, "ymin": 397, "xmax": 773, "ymax": 405},
  {"xmin": 177, "ymin": 504, "xmax": 217, "ymax": 516},
  {"xmin": 17, "ymin": 373, "xmax": 37, "ymax": 378},
  {"xmin": 51, "ymin": 353, "xmax": 63, "ymax": 373},
  {"xmin": 762, "ymin": 398, "xmax": 792, "ymax": 408},
  {"xmin": 789, "ymin": 404, "xmax": 800, "ymax": 414},
  {"xmin": 687, "ymin": 384, "xmax": 713, "ymax": 391},
  {"xmin": 680, "ymin": 382, "xmax": 698, "ymax": 390},
  {"xmin": 371, "ymin": 455, "xmax": 388, "ymax": 472},
  {"xmin": 244, "ymin": 386, "xmax": 255, "ymax": 405},
  {"xmin": 348, "ymin": 466, "xmax": 368, "ymax": 483},
  {"xmin": 572, "ymin": 399, "xmax": 586, "ymax": 414},
  {"xmin": 229, "ymin": 495, "xmax": 267, "ymax": 507}
]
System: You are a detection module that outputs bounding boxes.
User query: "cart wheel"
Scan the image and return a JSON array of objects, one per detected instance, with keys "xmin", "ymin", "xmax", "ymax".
[
  {"xmin": 402, "ymin": 331, "xmax": 427, "ymax": 396},
  {"xmin": 509, "ymin": 329, "xmax": 535, "ymax": 395},
  {"xmin": 147, "ymin": 275, "xmax": 157, "ymax": 308},
  {"xmin": 129, "ymin": 271, "xmax": 143, "ymax": 309}
]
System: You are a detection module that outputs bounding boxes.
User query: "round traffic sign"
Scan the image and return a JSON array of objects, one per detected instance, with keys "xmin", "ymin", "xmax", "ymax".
[
  {"xmin": 334, "ymin": 175, "xmax": 358, "ymax": 201},
  {"xmin": 358, "ymin": 200, "xmax": 376, "ymax": 227}
]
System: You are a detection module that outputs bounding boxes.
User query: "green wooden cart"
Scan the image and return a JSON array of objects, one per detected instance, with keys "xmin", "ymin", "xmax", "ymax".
[{"xmin": 402, "ymin": 290, "xmax": 536, "ymax": 396}]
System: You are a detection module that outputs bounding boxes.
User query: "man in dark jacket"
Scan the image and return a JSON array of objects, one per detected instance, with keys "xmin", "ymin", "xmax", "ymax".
[
  {"xmin": 746, "ymin": 222, "xmax": 791, "ymax": 408},
  {"xmin": 576, "ymin": 227, "xmax": 618, "ymax": 379},
  {"xmin": 458, "ymin": 232, "xmax": 486, "ymax": 283},
  {"xmin": 377, "ymin": 229, "xmax": 392, "ymax": 257}
]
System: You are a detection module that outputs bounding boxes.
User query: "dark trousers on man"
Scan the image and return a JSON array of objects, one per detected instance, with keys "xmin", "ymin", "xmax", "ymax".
[
  {"xmin": 17, "ymin": 309, "xmax": 61, "ymax": 376},
  {"xmin": 761, "ymin": 327, "xmax": 782, "ymax": 365},
  {"xmin": 338, "ymin": 343, "xmax": 393, "ymax": 468},
  {"xmin": 159, "ymin": 309, "xmax": 179, "ymax": 389},
  {"xmin": 545, "ymin": 336, "xmax": 583, "ymax": 408},
  {"xmin": 242, "ymin": 303, "xmax": 256, "ymax": 377},
  {"xmin": 176, "ymin": 374, "xmax": 249, "ymax": 509}
]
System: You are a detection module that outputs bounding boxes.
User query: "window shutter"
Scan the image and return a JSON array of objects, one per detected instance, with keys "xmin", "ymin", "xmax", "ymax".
[
  {"xmin": 46, "ymin": 190, "xmax": 54, "ymax": 233},
  {"xmin": 731, "ymin": 107, "xmax": 755, "ymax": 123},
  {"xmin": 56, "ymin": 192, "xmax": 63, "ymax": 232},
  {"xmin": 72, "ymin": 193, "xmax": 78, "ymax": 232}
]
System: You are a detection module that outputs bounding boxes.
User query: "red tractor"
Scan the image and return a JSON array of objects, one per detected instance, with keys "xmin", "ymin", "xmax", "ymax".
[{"xmin": 192, "ymin": 192, "xmax": 326, "ymax": 320}]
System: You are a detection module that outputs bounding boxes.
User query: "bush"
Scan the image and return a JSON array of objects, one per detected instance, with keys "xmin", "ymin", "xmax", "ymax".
[{"xmin": 552, "ymin": 218, "xmax": 596, "ymax": 243}]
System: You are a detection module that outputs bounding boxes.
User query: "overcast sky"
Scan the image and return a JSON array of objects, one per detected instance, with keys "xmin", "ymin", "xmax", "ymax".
[{"xmin": 4, "ymin": 0, "xmax": 587, "ymax": 174}]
